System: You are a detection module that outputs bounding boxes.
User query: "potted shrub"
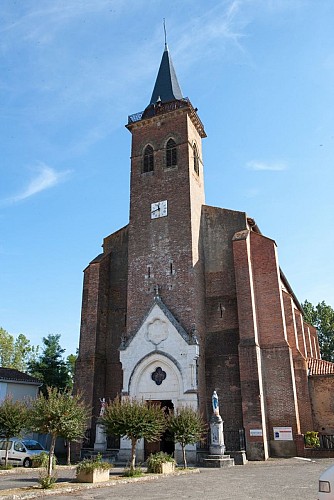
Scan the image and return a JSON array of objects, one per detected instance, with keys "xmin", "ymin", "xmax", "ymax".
[
  {"xmin": 76, "ymin": 453, "xmax": 112, "ymax": 483},
  {"xmin": 147, "ymin": 452, "xmax": 176, "ymax": 474},
  {"xmin": 304, "ymin": 431, "xmax": 320, "ymax": 448}
]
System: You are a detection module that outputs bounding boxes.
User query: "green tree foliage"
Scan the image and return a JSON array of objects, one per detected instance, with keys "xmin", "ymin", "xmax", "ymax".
[
  {"xmin": 101, "ymin": 397, "xmax": 166, "ymax": 472},
  {"xmin": 0, "ymin": 397, "xmax": 29, "ymax": 466},
  {"xmin": 66, "ymin": 352, "xmax": 78, "ymax": 389},
  {"xmin": 29, "ymin": 387, "xmax": 89, "ymax": 476},
  {"xmin": 302, "ymin": 300, "xmax": 334, "ymax": 362},
  {"xmin": 167, "ymin": 406, "xmax": 207, "ymax": 468},
  {"xmin": 0, "ymin": 328, "xmax": 38, "ymax": 372},
  {"xmin": 59, "ymin": 394, "xmax": 89, "ymax": 465},
  {"xmin": 28, "ymin": 334, "xmax": 71, "ymax": 393}
]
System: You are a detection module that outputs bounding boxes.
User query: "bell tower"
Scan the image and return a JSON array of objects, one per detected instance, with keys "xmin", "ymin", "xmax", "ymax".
[{"xmin": 125, "ymin": 45, "xmax": 207, "ymax": 351}]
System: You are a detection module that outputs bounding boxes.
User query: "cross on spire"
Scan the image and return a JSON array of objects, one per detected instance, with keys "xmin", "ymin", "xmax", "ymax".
[{"xmin": 163, "ymin": 18, "xmax": 167, "ymax": 49}]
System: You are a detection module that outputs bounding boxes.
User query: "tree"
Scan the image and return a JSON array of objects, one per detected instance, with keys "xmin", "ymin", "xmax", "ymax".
[
  {"xmin": 66, "ymin": 352, "xmax": 78, "ymax": 390},
  {"xmin": 0, "ymin": 327, "xmax": 13, "ymax": 368},
  {"xmin": 101, "ymin": 397, "xmax": 166, "ymax": 473},
  {"xmin": 29, "ymin": 387, "xmax": 89, "ymax": 476},
  {"xmin": 302, "ymin": 300, "xmax": 334, "ymax": 362},
  {"xmin": 28, "ymin": 334, "xmax": 71, "ymax": 393},
  {"xmin": 0, "ymin": 397, "xmax": 29, "ymax": 467},
  {"xmin": 0, "ymin": 328, "xmax": 38, "ymax": 372},
  {"xmin": 167, "ymin": 406, "xmax": 207, "ymax": 468},
  {"xmin": 59, "ymin": 395, "xmax": 89, "ymax": 465}
]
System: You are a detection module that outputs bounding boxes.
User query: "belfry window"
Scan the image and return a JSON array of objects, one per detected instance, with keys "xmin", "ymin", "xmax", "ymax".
[
  {"xmin": 166, "ymin": 138, "xmax": 177, "ymax": 167},
  {"xmin": 143, "ymin": 145, "xmax": 154, "ymax": 173},
  {"xmin": 193, "ymin": 143, "xmax": 199, "ymax": 176}
]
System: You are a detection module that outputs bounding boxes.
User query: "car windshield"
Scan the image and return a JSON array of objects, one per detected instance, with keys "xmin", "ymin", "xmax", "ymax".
[{"xmin": 22, "ymin": 440, "xmax": 44, "ymax": 451}]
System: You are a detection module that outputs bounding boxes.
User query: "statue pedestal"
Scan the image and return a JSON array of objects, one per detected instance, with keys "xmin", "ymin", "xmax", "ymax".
[
  {"xmin": 209, "ymin": 414, "xmax": 225, "ymax": 455},
  {"xmin": 203, "ymin": 415, "xmax": 234, "ymax": 468},
  {"xmin": 94, "ymin": 423, "xmax": 107, "ymax": 452}
]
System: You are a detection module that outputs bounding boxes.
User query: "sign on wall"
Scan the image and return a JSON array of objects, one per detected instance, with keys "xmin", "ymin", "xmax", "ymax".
[
  {"xmin": 250, "ymin": 429, "xmax": 263, "ymax": 437},
  {"xmin": 273, "ymin": 427, "xmax": 293, "ymax": 441}
]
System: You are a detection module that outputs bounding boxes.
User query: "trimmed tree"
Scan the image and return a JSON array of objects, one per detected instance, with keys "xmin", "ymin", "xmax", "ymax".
[
  {"xmin": 101, "ymin": 397, "xmax": 166, "ymax": 473},
  {"xmin": 0, "ymin": 397, "xmax": 29, "ymax": 467},
  {"xmin": 167, "ymin": 406, "xmax": 207, "ymax": 468},
  {"xmin": 29, "ymin": 387, "xmax": 89, "ymax": 476},
  {"xmin": 59, "ymin": 400, "xmax": 89, "ymax": 465}
]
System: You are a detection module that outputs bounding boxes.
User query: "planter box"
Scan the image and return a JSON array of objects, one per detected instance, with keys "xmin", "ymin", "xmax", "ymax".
[
  {"xmin": 76, "ymin": 468, "xmax": 110, "ymax": 483},
  {"xmin": 158, "ymin": 462, "xmax": 175, "ymax": 474}
]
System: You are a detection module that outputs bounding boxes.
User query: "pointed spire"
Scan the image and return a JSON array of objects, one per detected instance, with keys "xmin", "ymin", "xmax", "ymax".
[{"xmin": 149, "ymin": 44, "xmax": 183, "ymax": 105}]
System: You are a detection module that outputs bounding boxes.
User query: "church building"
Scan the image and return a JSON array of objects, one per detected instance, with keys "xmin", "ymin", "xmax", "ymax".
[{"xmin": 75, "ymin": 44, "xmax": 332, "ymax": 462}]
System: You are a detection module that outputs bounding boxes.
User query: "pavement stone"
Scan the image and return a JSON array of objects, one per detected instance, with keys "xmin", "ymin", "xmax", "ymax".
[{"xmin": 0, "ymin": 458, "xmax": 333, "ymax": 500}]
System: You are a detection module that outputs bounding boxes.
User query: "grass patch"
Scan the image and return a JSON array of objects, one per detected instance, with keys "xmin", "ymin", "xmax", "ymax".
[
  {"xmin": 0, "ymin": 464, "xmax": 13, "ymax": 470},
  {"xmin": 123, "ymin": 466, "xmax": 144, "ymax": 477},
  {"xmin": 38, "ymin": 471, "xmax": 58, "ymax": 489}
]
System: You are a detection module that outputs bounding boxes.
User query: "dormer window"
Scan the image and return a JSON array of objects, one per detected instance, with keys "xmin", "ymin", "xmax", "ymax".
[
  {"xmin": 193, "ymin": 143, "xmax": 199, "ymax": 176},
  {"xmin": 166, "ymin": 138, "xmax": 177, "ymax": 168},
  {"xmin": 143, "ymin": 145, "xmax": 154, "ymax": 173}
]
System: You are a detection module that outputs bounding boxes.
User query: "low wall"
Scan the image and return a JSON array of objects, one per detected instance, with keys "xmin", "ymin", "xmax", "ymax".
[{"xmin": 296, "ymin": 434, "xmax": 334, "ymax": 459}]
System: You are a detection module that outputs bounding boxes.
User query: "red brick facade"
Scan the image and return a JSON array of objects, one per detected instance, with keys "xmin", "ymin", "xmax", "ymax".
[{"xmin": 74, "ymin": 51, "xmax": 330, "ymax": 461}]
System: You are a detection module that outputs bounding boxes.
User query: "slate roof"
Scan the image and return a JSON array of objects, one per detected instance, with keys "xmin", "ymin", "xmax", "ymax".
[
  {"xmin": 0, "ymin": 367, "xmax": 41, "ymax": 385},
  {"xmin": 150, "ymin": 45, "xmax": 183, "ymax": 105}
]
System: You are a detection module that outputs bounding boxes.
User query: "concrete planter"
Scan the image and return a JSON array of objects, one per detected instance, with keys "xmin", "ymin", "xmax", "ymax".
[
  {"xmin": 158, "ymin": 462, "xmax": 175, "ymax": 474},
  {"xmin": 76, "ymin": 468, "xmax": 110, "ymax": 483}
]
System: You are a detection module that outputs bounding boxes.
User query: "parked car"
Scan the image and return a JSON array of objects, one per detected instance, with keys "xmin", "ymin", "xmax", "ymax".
[
  {"xmin": 319, "ymin": 463, "xmax": 334, "ymax": 499},
  {"xmin": 0, "ymin": 438, "xmax": 47, "ymax": 468}
]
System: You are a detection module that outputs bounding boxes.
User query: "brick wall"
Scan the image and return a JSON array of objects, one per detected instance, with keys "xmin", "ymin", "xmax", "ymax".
[
  {"xmin": 248, "ymin": 232, "xmax": 301, "ymax": 443},
  {"xmin": 202, "ymin": 207, "xmax": 247, "ymax": 426},
  {"xmin": 282, "ymin": 291, "xmax": 314, "ymax": 432},
  {"xmin": 75, "ymin": 227, "xmax": 128, "ymax": 427},
  {"xmin": 309, "ymin": 375, "xmax": 334, "ymax": 433}
]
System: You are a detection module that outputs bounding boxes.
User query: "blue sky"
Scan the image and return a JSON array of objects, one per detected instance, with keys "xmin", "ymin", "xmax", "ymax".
[{"xmin": 1, "ymin": 0, "xmax": 334, "ymax": 357}]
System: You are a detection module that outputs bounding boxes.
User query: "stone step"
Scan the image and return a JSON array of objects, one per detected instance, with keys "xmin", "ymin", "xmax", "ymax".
[{"xmin": 202, "ymin": 455, "xmax": 235, "ymax": 468}]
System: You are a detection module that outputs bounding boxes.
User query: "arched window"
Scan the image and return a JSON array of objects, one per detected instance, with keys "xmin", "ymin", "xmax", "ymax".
[
  {"xmin": 193, "ymin": 143, "xmax": 199, "ymax": 175},
  {"xmin": 143, "ymin": 145, "xmax": 154, "ymax": 173},
  {"xmin": 166, "ymin": 138, "xmax": 177, "ymax": 167}
]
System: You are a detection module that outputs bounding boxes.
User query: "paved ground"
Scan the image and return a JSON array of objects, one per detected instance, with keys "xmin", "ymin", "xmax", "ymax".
[{"xmin": 0, "ymin": 458, "xmax": 333, "ymax": 499}]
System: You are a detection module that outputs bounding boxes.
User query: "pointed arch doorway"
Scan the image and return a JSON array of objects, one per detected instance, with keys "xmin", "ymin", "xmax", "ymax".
[{"xmin": 144, "ymin": 400, "xmax": 174, "ymax": 459}]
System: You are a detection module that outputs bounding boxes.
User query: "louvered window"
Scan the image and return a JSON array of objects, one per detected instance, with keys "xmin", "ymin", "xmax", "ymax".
[
  {"xmin": 193, "ymin": 144, "xmax": 199, "ymax": 175},
  {"xmin": 166, "ymin": 139, "xmax": 177, "ymax": 167},
  {"xmin": 143, "ymin": 145, "xmax": 154, "ymax": 173}
]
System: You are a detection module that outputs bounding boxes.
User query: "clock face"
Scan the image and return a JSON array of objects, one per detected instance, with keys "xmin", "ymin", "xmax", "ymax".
[{"xmin": 151, "ymin": 200, "xmax": 168, "ymax": 219}]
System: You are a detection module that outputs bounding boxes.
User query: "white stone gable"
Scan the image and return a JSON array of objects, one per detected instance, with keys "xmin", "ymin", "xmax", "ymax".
[{"xmin": 120, "ymin": 302, "xmax": 199, "ymax": 403}]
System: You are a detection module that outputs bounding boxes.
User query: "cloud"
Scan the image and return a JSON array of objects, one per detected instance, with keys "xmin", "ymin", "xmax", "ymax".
[
  {"xmin": 246, "ymin": 160, "xmax": 287, "ymax": 171},
  {"xmin": 0, "ymin": 0, "xmax": 305, "ymax": 157},
  {"xmin": 6, "ymin": 163, "xmax": 71, "ymax": 204},
  {"xmin": 173, "ymin": 1, "xmax": 248, "ymax": 66},
  {"xmin": 0, "ymin": 1, "xmax": 129, "ymax": 42}
]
